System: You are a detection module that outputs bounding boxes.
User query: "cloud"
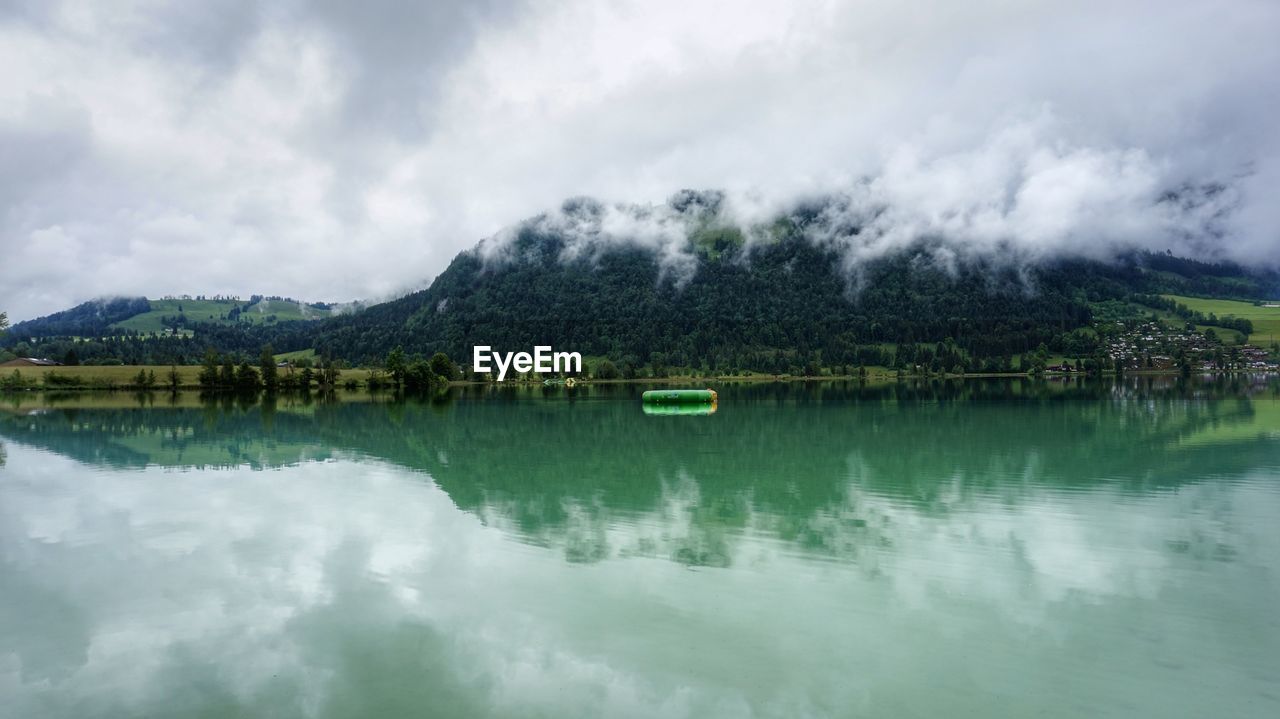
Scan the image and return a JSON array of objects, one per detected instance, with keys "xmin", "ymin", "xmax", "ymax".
[
  {"xmin": 796, "ymin": 115, "xmax": 1243, "ymax": 270},
  {"xmin": 476, "ymin": 114, "xmax": 1247, "ymax": 283},
  {"xmin": 476, "ymin": 195, "xmax": 707, "ymax": 287},
  {"xmin": 1, "ymin": 0, "xmax": 1278, "ymax": 321}
]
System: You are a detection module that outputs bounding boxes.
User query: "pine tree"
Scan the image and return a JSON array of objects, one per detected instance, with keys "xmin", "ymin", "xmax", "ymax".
[
  {"xmin": 198, "ymin": 349, "xmax": 220, "ymax": 389},
  {"xmin": 386, "ymin": 347, "xmax": 407, "ymax": 387},
  {"xmin": 259, "ymin": 345, "xmax": 278, "ymax": 391}
]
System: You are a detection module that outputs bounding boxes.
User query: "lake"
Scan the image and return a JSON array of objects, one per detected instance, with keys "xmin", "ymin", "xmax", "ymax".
[{"xmin": 2, "ymin": 378, "xmax": 1279, "ymax": 718}]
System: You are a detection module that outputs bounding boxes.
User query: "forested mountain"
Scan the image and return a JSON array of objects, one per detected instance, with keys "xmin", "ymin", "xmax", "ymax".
[
  {"xmin": 5, "ymin": 297, "xmax": 152, "ymax": 338},
  {"xmin": 5, "ymin": 193, "xmax": 1278, "ymax": 371},
  {"xmin": 298, "ymin": 195, "xmax": 1277, "ymax": 371},
  {"xmin": 1, "ymin": 295, "xmax": 334, "ymax": 365}
]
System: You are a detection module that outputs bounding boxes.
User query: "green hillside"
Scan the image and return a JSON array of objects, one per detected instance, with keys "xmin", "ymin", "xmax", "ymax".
[
  {"xmin": 1161, "ymin": 295, "xmax": 1280, "ymax": 343},
  {"xmin": 110, "ymin": 299, "xmax": 237, "ymax": 332},
  {"xmin": 245, "ymin": 299, "xmax": 333, "ymax": 322},
  {"xmin": 111, "ymin": 298, "xmax": 333, "ymax": 333},
  {"xmin": 274, "ymin": 348, "xmax": 317, "ymax": 362}
]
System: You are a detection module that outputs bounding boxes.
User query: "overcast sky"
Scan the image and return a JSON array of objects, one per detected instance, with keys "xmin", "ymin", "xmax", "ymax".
[{"xmin": 2, "ymin": 0, "xmax": 1278, "ymax": 321}]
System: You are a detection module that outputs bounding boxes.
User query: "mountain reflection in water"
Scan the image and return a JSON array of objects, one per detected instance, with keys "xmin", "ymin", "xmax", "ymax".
[{"xmin": 1, "ymin": 378, "xmax": 1278, "ymax": 718}]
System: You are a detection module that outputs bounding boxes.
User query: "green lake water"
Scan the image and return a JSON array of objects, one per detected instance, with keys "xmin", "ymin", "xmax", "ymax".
[{"xmin": 1, "ymin": 378, "xmax": 1279, "ymax": 718}]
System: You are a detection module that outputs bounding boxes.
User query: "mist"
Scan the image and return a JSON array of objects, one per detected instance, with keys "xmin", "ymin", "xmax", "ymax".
[{"xmin": 476, "ymin": 114, "xmax": 1250, "ymax": 282}]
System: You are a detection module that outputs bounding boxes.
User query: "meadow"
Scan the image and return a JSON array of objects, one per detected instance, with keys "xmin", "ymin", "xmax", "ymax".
[
  {"xmin": 273, "ymin": 348, "xmax": 318, "ymax": 362},
  {"xmin": 2, "ymin": 364, "xmax": 376, "ymax": 389},
  {"xmin": 111, "ymin": 298, "xmax": 333, "ymax": 333},
  {"xmin": 1162, "ymin": 294, "xmax": 1280, "ymax": 344}
]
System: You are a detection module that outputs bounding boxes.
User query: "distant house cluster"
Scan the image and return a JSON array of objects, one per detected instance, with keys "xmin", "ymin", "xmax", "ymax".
[
  {"xmin": 0, "ymin": 357, "xmax": 62, "ymax": 368},
  {"xmin": 1239, "ymin": 346, "xmax": 1273, "ymax": 369},
  {"xmin": 1102, "ymin": 321, "xmax": 1278, "ymax": 372}
]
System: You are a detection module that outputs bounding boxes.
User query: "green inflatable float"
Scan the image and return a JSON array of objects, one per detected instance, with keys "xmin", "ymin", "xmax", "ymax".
[{"xmin": 641, "ymin": 389, "xmax": 718, "ymax": 405}]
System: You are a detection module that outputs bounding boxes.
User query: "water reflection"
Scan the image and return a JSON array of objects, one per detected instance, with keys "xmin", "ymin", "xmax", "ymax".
[
  {"xmin": 642, "ymin": 402, "xmax": 717, "ymax": 416},
  {"xmin": 0, "ymin": 380, "xmax": 1278, "ymax": 717}
]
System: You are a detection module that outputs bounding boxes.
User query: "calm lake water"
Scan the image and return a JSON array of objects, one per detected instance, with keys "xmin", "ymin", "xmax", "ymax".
[{"xmin": 2, "ymin": 378, "xmax": 1279, "ymax": 718}]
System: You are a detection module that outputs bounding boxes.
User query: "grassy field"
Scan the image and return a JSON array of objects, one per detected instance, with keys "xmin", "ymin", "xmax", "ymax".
[
  {"xmin": 7, "ymin": 364, "xmax": 203, "ymax": 385},
  {"xmin": 111, "ymin": 299, "xmax": 240, "ymax": 332},
  {"xmin": 241, "ymin": 299, "xmax": 333, "ymax": 323},
  {"xmin": 0, "ymin": 389, "xmax": 386, "ymax": 412},
  {"xmin": 1162, "ymin": 295, "xmax": 1280, "ymax": 344},
  {"xmin": 110, "ymin": 298, "xmax": 333, "ymax": 334},
  {"xmin": 2, "ymin": 364, "xmax": 376, "ymax": 389},
  {"xmin": 274, "ymin": 348, "xmax": 318, "ymax": 362}
]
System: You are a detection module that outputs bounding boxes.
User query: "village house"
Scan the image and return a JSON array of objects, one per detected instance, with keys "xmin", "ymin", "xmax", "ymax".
[{"xmin": 0, "ymin": 357, "xmax": 62, "ymax": 368}]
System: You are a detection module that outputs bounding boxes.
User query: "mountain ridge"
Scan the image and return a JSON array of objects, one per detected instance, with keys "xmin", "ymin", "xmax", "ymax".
[{"xmin": 4, "ymin": 194, "xmax": 1279, "ymax": 371}]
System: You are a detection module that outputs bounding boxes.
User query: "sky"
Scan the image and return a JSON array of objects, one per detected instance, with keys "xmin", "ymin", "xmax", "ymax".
[{"xmin": 1, "ymin": 0, "xmax": 1278, "ymax": 322}]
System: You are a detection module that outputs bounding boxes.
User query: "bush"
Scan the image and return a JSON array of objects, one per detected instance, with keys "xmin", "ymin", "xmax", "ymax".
[
  {"xmin": 1, "ymin": 370, "xmax": 33, "ymax": 390},
  {"xmin": 43, "ymin": 371, "xmax": 85, "ymax": 387}
]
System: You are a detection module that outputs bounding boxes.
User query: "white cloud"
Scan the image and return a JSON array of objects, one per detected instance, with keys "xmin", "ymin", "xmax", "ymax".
[{"xmin": 1, "ymin": 0, "xmax": 1278, "ymax": 321}]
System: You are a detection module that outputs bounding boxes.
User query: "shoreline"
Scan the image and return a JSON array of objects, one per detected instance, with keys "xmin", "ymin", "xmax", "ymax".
[{"xmin": 3, "ymin": 367, "xmax": 1278, "ymax": 394}]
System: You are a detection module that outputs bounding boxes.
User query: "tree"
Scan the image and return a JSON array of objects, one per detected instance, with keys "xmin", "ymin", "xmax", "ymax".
[
  {"xmin": 234, "ymin": 362, "xmax": 261, "ymax": 391},
  {"xmin": 259, "ymin": 345, "xmax": 278, "ymax": 391},
  {"xmin": 319, "ymin": 355, "xmax": 340, "ymax": 388},
  {"xmin": 428, "ymin": 352, "xmax": 460, "ymax": 382},
  {"xmin": 63, "ymin": 348, "xmax": 80, "ymax": 366},
  {"xmin": 593, "ymin": 359, "xmax": 620, "ymax": 380},
  {"xmin": 386, "ymin": 346, "xmax": 407, "ymax": 387},
  {"xmin": 167, "ymin": 365, "xmax": 181, "ymax": 392},
  {"xmin": 220, "ymin": 357, "xmax": 236, "ymax": 387},
  {"xmin": 404, "ymin": 357, "xmax": 442, "ymax": 391},
  {"xmin": 365, "ymin": 367, "xmax": 388, "ymax": 389},
  {"xmin": 198, "ymin": 349, "xmax": 221, "ymax": 389},
  {"xmin": 1029, "ymin": 342, "xmax": 1049, "ymax": 375},
  {"xmin": 650, "ymin": 352, "xmax": 667, "ymax": 378}
]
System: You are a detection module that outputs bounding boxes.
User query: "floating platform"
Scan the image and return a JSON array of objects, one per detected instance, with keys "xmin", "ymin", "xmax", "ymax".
[{"xmin": 641, "ymin": 389, "xmax": 718, "ymax": 404}]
